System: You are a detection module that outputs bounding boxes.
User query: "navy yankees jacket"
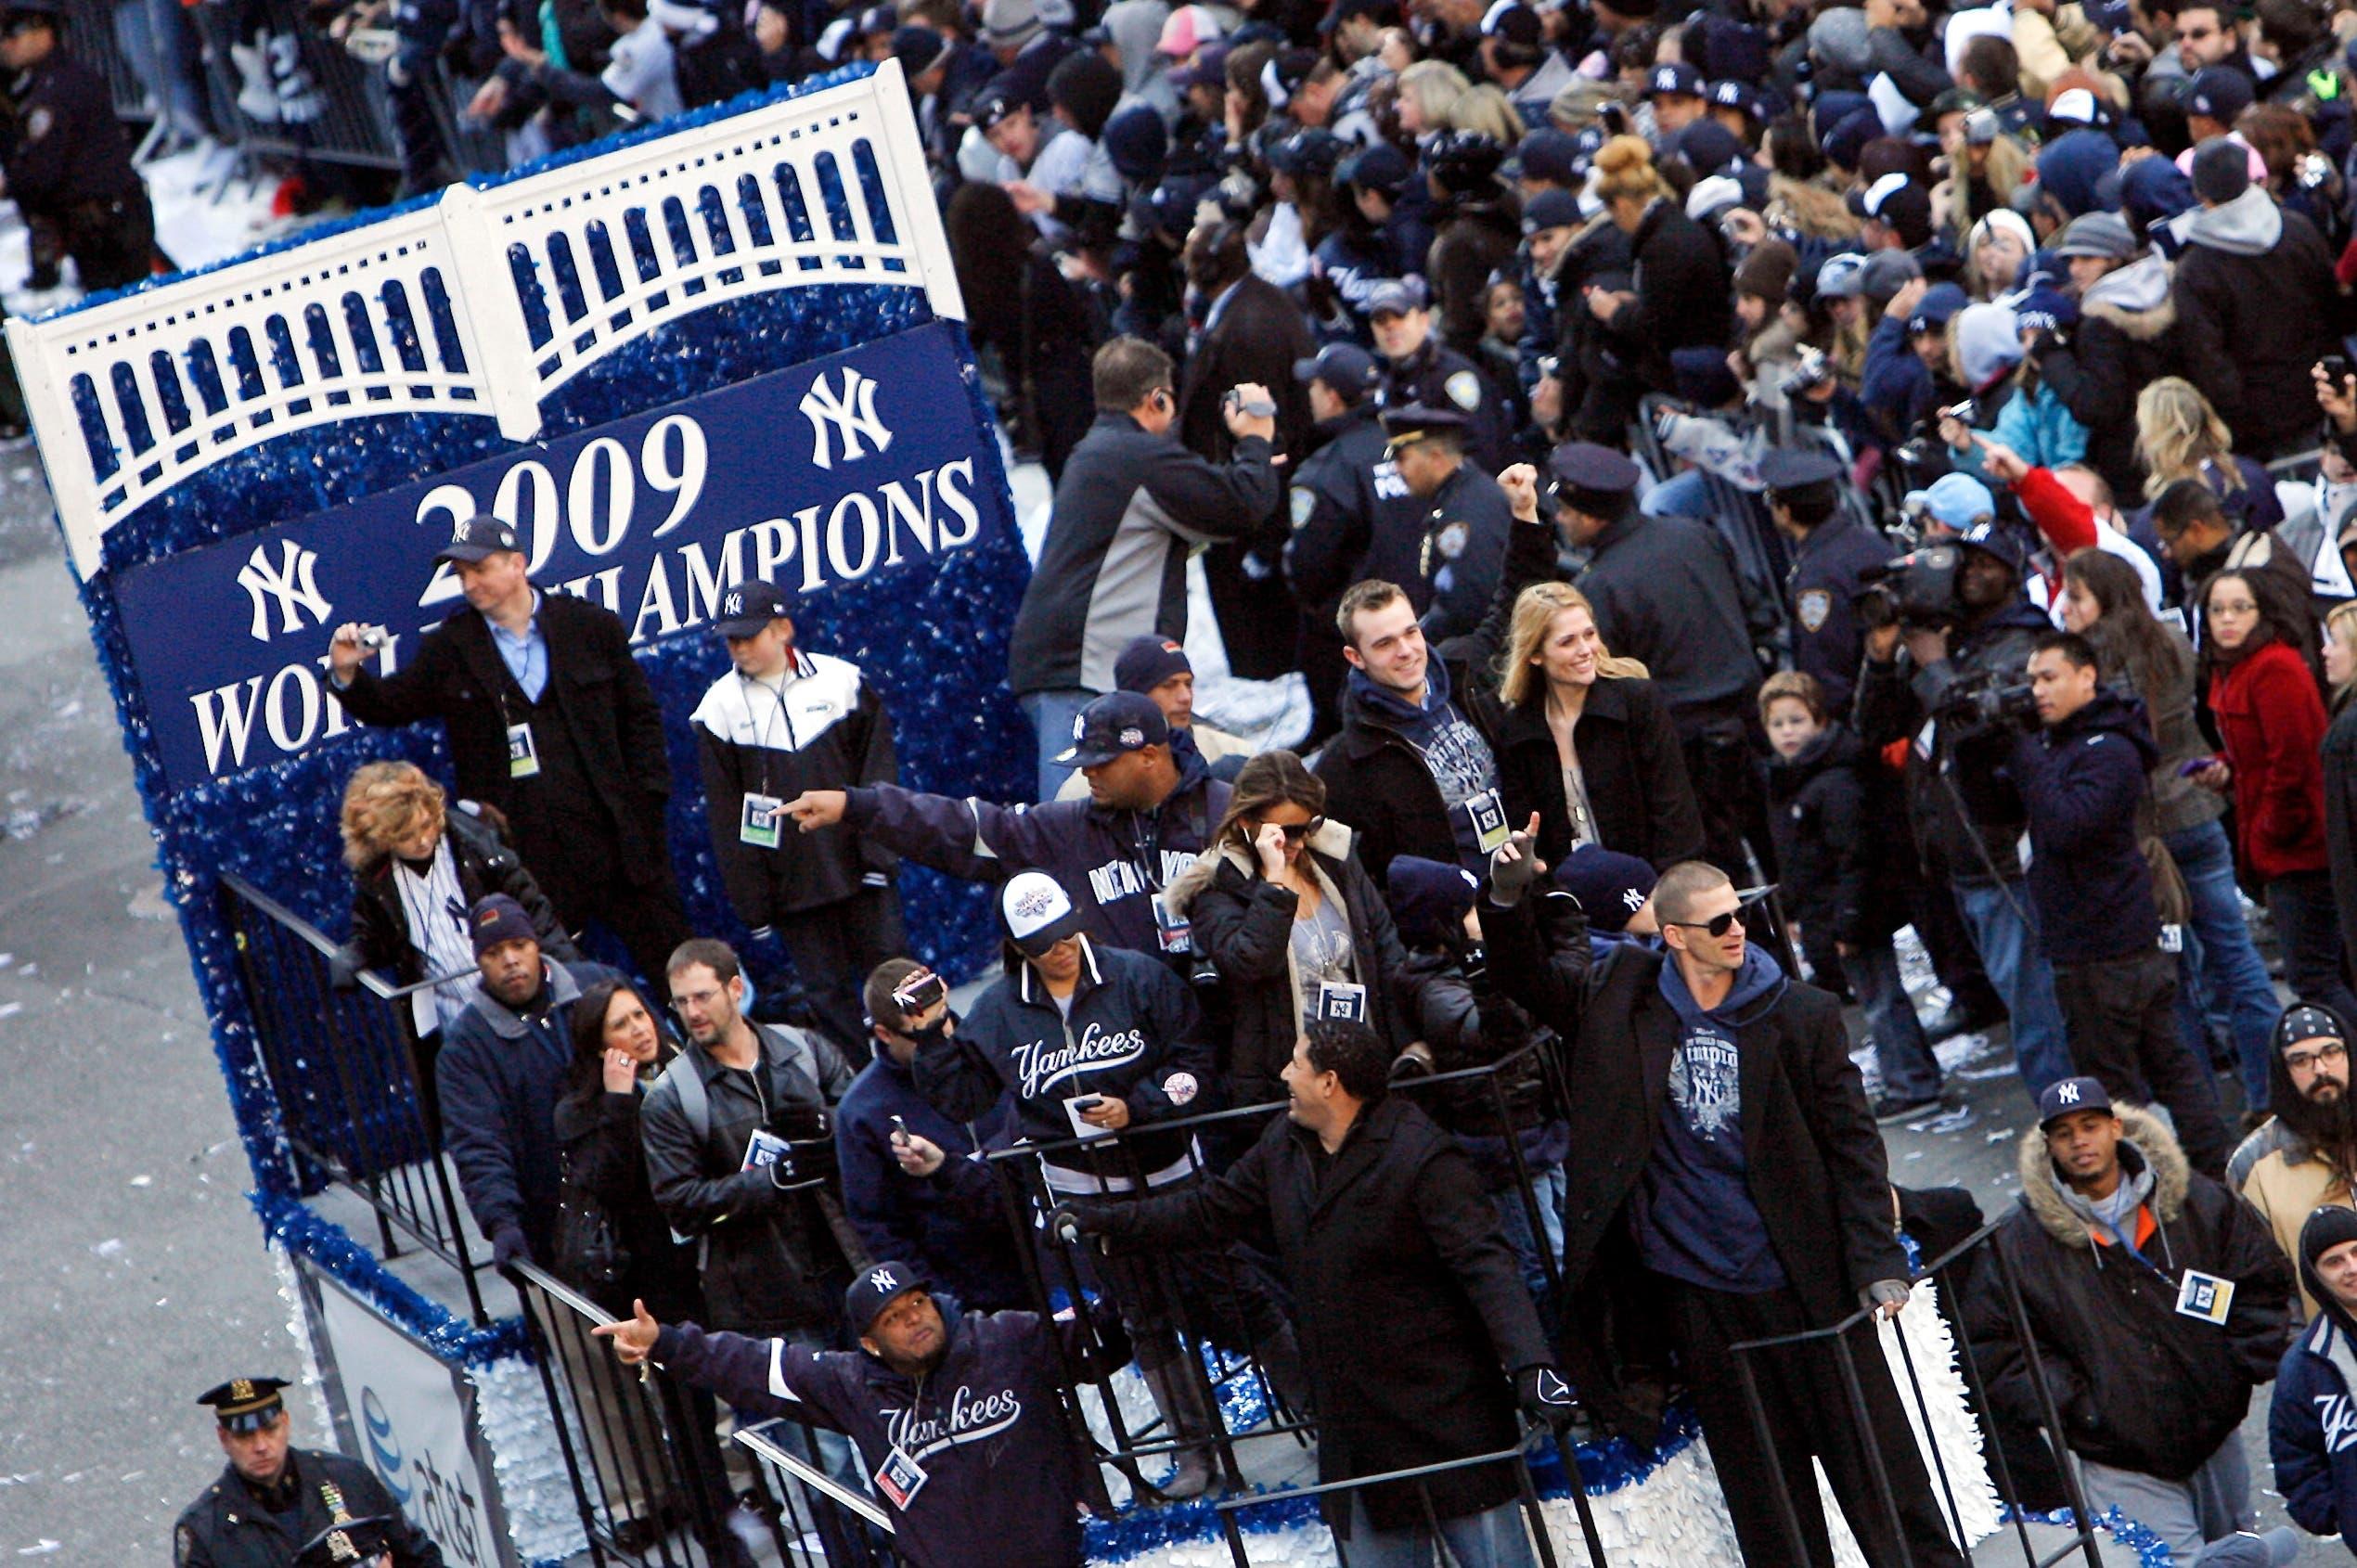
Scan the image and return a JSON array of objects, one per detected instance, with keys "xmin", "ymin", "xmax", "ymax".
[
  {"xmin": 914, "ymin": 938, "xmax": 1217, "ymax": 1192},
  {"xmin": 652, "ymin": 1301, "xmax": 1120, "ymax": 1568},
  {"xmin": 2272, "ymin": 1261, "xmax": 2357, "ymax": 1553}
]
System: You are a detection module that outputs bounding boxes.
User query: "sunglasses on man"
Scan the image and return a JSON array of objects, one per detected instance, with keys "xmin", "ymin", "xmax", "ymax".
[{"xmin": 1667, "ymin": 885, "xmax": 1777, "ymax": 939}]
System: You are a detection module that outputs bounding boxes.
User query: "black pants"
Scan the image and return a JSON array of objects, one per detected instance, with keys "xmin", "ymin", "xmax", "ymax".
[
  {"xmin": 1664, "ymin": 1277, "xmax": 1967, "ymax": 1568},
  {"xmin": 1680, "ymin": 721, "xmax": 1771, "ymax": 881},
  {"xmin": 2051, "ymin": 950, "xmax": 2231, "ymax": 1176},
  {"xmin": 524, "ymin": 824, "xmax": 693, "ymax": 1005},
  {"xmin": 770, "ymin": 883, "xmax": 908, "ymax": 1055},
  {"xmin": 32, "ymin": 190, "xmax": 162, "ymax": 294}
]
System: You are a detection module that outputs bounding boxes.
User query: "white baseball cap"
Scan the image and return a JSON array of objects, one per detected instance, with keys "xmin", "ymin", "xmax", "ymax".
[{"xmin": 1001, "ymin": 871, "xmax": 1088, "ymax": 958}]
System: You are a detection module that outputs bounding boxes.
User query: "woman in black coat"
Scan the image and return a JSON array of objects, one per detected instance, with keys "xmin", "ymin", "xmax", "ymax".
[
  {"xmin": 1585, "ymin": 135, "xmax": 1731, "ymax": 397},
  {"xmin": 946, "ymin": 181, "xmax": 1097, "ymax": 483},
  {"xmin": 1170, "ymin": 750, "xmax": 1418, "ymax": 1110},
  {"xmin": 1488, "ymin": 579, "xmax": 1705, "ymax": 874}
]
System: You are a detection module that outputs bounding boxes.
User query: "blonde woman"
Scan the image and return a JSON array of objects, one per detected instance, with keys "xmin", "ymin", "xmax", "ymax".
[
  {"xmin": 1585, "ymin": 135, "xmax": 1732, "ymax": 397},
  {"xmin": 1397, "ymin": 58, "xmax": 1470, "ymax": 136},
  {"xmin": 1443, "ymin": 83, "xmax": 1524, "ymax": 144},
  {"xmin": 2134, "ymin": 376, "xmax": 2284, "ymax": 534},
  {"xmin": 340, "ymin": 760, "xmax": 574, "ymax": 1035},
  {"xmin": 1489, "ymin": 581, "xmax": 1704, "ymax": 869}
]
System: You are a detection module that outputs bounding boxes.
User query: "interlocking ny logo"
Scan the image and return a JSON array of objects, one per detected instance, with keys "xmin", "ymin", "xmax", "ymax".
[
  {"xmin": 869, "ymin": 1266, "xmax": 900, "ymax": 1292},
  {"xmin": 236, "ymin": 539, "xmax": 333, "ymax": 642},
  {"xmin": 800, "ymin": 367, "xmax": 894, "ymax": 469}
]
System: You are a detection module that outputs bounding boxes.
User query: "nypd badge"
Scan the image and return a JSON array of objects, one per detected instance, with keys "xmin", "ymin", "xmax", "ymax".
[
  {"xmin": 1444, "ymin": 370, "xmax": 1481, "ymax": 413},
  {"xmin": 25, "ymin": 108, "xmax": 50, "ymax": 142},
  {"xmin": 1797, "ymin": 588, "xmax": 1832, "ymax": 634},
  {"xmin": 1435, "ymin": 520, "xmax": 1471, "ymax": 561},
  {"xmin": 1290, "ymin": 487, "xmax": 1317, "ymax": 530}
]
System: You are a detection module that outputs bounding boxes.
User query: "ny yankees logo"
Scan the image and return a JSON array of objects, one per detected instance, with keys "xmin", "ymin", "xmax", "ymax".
[
  {"xmin": 869, "ymin": 1266, "xmax": 900, "ymax": 1292},
  {"xmin": 800, "ymin": 367, "xmax": 895, "ymax": 469},
  {"xmin": 236, "ymin": 540, "xmax": 333, "ymax": 642},
  {"xmin": 2056, "ymin": 1082, "xmax": 2082, "ymax": 1105}
]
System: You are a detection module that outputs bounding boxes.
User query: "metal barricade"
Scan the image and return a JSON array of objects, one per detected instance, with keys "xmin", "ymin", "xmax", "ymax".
[
  {"xmin": 1213, "ymin": 1426, "xmax": 1571, "ymax": 1568},
  {"xmin": 1725, "ymin": 1219, "xmax": 2106, "ymax": 1568},
  {"xmin": 513, "ymin": 1260, "xmax": 881, "ymax": 1568},
  {"xmin": 216, "ymin": 870, "xmax": 489, "ymax": 1322},
  {"xmin": 83, "ymin": 0, "xmax": 159, "ymax": 122}
]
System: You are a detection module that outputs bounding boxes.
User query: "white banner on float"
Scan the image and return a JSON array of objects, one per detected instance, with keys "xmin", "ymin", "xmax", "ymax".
[{"xmin": 306, "ymin": 1264, "xmax": 513, "ymax": 1568}]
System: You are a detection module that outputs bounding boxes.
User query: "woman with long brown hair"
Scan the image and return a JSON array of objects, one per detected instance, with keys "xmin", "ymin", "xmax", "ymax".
[
  {"xmin": 1169, "ymin": 749, "xmax": 1416, "ymax": 1110},
  {"xmin": 1488, "ymin": 581, "xmax": 1702, "ymax": 871}
]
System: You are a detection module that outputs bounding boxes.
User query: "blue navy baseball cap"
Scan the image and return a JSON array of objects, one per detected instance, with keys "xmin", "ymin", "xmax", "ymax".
[
  {"xmin": 1293, "ymin": 341, "xmax": 1382, "ymax": 394},
  {"xmin": 1645, "ymin": 59, "xmax": 1703, "ymax": 98},
  {"xmin": 2036, "ymin": 1075, "xmax": 2115, "ymax": 1127},
  {"xmin": 1502, "ymin": 128, "xmax": 1581, "ymax": 186},
  {"xmin": 845, "ymin": 1261, "xmax": 927, "ymax": 1336},
  {"xmin": 713, "ymin": 577, "xmax": 793, "ymax": 638},
  {"xmin": 1756, "ymin": 447, "xmax": 1843, "ymax": 494},
  {"xmin": 1054, "ymin": 690, "xmax": 1169, "ymax": 766},
  {"xmin": 435, "ymin": 513, "xmax": 521, "ymax": 564}
]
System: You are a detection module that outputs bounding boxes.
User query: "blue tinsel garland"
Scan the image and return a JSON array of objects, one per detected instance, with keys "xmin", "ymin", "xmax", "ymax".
[
  {"xmin": 252, "ymin": 1190, "xmax": 529, "ymax": 1366},
  {"xmin": 2001, "ymin": 1506, "xmax": 2173, "ymax": 1568}
]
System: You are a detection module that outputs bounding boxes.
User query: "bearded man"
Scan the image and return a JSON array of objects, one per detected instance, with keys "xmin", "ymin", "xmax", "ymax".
[{"xmin": 2229, "ymin": 1004, "xmax": 2357, "ymax": 1318}]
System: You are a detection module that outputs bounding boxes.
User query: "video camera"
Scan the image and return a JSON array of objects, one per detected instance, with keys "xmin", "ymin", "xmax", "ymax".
[
  {"xmin": 1934, "ymin": 668, "xmax": 2040, "ymax": 734},
  {"xmin": 1854, "ymin": 545, "xmax": 1964, "ymax": 632}
]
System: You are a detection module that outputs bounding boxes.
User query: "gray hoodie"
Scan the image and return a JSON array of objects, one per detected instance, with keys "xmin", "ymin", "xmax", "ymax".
[{"xmin": 2173, "ymin": 185, "xmax": 2285, "ymax": 258}]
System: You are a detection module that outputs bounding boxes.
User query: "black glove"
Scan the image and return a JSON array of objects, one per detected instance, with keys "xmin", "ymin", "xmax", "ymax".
[
  {"xmin": 491, "ymin": 1224, "xmax": 532, "ymax": 1274},
  {"xmin": 1048, "ymin": 1201, "xmax": 1116, "ymax": 1250},
  {"xmin": 1514, "ymin": 1364, "xmax": 1578, "ymax": 1432}
]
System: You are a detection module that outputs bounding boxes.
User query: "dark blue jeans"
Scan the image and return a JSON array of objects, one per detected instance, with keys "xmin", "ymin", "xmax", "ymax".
[
  {"xmin": 2166, "ymin": 818, "xmax": 2283, "ymax": 1109},
  {"xmin": 1844, "ymin": 938, "xmax": 1942, "ymax": 1101},
  {"xmin": 2268, "ymin": 870, "xmax": 2357, "ymax": 1037}
]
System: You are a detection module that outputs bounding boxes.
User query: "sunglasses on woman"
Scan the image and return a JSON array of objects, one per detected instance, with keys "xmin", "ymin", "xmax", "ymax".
[{"xmin": 1265, "ymin": 816, "xmax": 1325, "ymax": 842}]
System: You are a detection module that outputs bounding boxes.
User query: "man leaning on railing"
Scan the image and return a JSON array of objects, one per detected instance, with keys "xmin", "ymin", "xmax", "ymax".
[{"xmin": 594, "ymin": 1262, "xmax": 1127, "ymax": 1568}]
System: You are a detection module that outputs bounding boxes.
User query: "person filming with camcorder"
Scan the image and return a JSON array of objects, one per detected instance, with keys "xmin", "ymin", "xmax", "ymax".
[{"xmin": 1857, "ymin": 506, "xmax": 2079, "ymax": 1098}]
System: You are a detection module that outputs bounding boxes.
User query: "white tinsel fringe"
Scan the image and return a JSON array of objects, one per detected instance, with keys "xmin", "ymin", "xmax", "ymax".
[{"xmin": 470, "ymin": 1355, "xmax": 588, "ymax": 1564}]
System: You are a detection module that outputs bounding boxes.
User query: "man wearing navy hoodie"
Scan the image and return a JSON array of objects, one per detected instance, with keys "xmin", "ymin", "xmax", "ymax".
[
  {"xmin": 2013, "ymin": 629, "xmax": 2233, "ymax": 1177},
  {"xmin": 1519, "ymin": 857, "xmax": 1964, "ymax": 1568},
  {"xmin": 594, "ymin": 1264, "xmax": 1125, "ymax": 1568}
]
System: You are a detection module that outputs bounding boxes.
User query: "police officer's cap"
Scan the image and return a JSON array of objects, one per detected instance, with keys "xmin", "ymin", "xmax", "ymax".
[
  {"xmin": 292, "ymin": 1517, "xmax": 393, "ymax": 1568},
  {"xmin": 1363, "ymin": 275, "xmax": 1428, "ymax": 318},
  {"xmin": 1757, "ymin": 447, "xmax": 1843, "ymax": 495},
  {"xmin": 1380, "ymin": 403, "xmax": 1469, "ymax": 450},
  {"xmin": 198, "ymin": 1377, "xmax": 290, "ymax": 1433},
  {"xmin": 1292, "ymin": 343, "xmax": 1381, "ymax": 397},
  {"xmin": 0, "ymin": 0, "xmax": 59, "ymax": 20},
  {"xmin": 1546, "ymin": 442, "xmax": 1642, "ymax": 513}
]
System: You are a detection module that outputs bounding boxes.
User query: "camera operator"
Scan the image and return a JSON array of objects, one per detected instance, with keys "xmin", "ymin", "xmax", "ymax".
[
  {"xmin": 2014, "ymin": 630, "xmax": 2233, "ymax": 1176},
  {"xmin": 1858, "ymin": 520, "xmax": 2077, "ymax": 1095}
]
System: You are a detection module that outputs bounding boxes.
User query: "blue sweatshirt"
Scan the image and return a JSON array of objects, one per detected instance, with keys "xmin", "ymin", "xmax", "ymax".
[{"xmin": 1632, "ymin": 946, "xmax": 1790, "ymax": 1293}]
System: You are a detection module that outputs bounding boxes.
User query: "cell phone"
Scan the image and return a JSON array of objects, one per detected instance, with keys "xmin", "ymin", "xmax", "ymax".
[
  {"xmin": 889, "ymin": 1113, "xmax": 911, "ymax": 1143},
  {"xmin": 891, "ymin": 969, "xmax": 946, "ymax": 1016},
  {"xmin": 1070, "ymin": 1095, "xmax": 1104, "ymax": 1112},
  {"xmin": 1223, "ymin": 389, "xmax": 1278, "ymax": 418},
  {"xmin": 2322, "ymin": 354, "xmax": 2354, "ymax": 384}
]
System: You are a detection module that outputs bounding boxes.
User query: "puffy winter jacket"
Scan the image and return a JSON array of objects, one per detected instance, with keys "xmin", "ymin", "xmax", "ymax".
[
  {"xmin": 1965, "ymin": 1105, "xmax": 2293, "ymax": 1481},
  {"xmin": 2007, "ymin": 688, "xmax": 2163, "ymax": 964},
  {"xmin": 2034, "ymin": 252, "xmax": 2177, "ymax": 495},
  {"xmin": 1763, "ymin": 724, "xmax": 1912, "ymax": 946},
  {"xmin": 2172, "ymin": 189, "xmax": 2346, "ymax": 460}
]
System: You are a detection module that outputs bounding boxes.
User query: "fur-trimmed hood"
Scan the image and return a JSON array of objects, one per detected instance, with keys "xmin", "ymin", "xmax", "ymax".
[
  {"xmin": 2080, "ymin": 252, "xmax": 2175, "ymax": 339},
  {"xmin": 1160, "ymin": 817, "xmax": 1356, "ymax": 919},
  {"xmin": 2016, "ymin": 1102, "xmax": 2191, "ymax": 1247}
]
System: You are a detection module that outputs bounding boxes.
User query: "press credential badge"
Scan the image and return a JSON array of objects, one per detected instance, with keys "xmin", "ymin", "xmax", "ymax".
[
  {"xmin": 507, "ymin": 721, "xmax": 541, "ymax": 778},
  {"xmin": 741, "ymin": 792, "xmax": 784, "ymax": 850}
]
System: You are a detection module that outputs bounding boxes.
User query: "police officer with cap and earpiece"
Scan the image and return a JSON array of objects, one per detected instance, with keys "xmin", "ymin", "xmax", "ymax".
[
  {"xmin": 1760, "ymin": 446, "xmax": 1889, "ymax": 714},
  {"xmin": 174, "ymin": 1379, "xmax": 443, "ymax": 1568},
  {"xmin": 1379, "ymin": 403, "xmax": 1514, "ymax": 644}
]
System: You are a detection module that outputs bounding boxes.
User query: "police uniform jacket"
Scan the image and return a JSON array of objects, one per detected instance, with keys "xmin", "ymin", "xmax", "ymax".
[
  {"xmin": 1788, "ymin": 512, "xmax": 1899, "ymax": 716},
  {"xmin": 1284, "ymin": 403, "xmax": 1433, "ymax": 621},
  {"xmin": 2, "ymin": 54, "xmax": 140, "ymax": 212},
  {"xmin": 174, "ymin": 1450, "xmax": 443, "ymax": 1568},
  {"xmin": 1574, "ymin": 501, "xmax": 1774, "ymax": 724},
  {"xmin": 1414, "ymin": 462, "xmax": 1513, "ymax": 644},
  {"xmin": 335, "ymin": 593, "xmax": 675, "ymax": 889},
  {"xmin": 691, "ymin": 649, "xmax": 899, "ymax": 927}
]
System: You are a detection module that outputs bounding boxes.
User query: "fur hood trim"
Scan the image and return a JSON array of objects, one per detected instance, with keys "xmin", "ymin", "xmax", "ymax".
[{"xmin": 2015, "ymin": 1101, "xmax": 2190, "ymax": 1247}]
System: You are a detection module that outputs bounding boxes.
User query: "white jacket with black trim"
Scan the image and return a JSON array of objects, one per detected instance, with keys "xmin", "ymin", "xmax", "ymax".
[{"xmin": 692, "ymin": 650, "xmax": 898, "ymax": 924}]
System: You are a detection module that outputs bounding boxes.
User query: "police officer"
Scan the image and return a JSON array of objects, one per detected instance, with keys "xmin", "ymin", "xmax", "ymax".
[
  {"xmin": 1285, "ymin": 343, "xmax": 1433, "ymax": 743},
  {"xmin": 0, "ymin": 0, "xmax": 161, "ymax": 293},
  {"xmin": 1366, "ymin": 276, "xmax": 1512, "ymax": 474},
  {"xmin": 1380, "ymin": 403, "xmax": 1514, "ymax": 645},
  {"xmin": 174, "ymin": 1379, "xmax": 443, "ymax": 1568},
  {"xmin": 1762, "ymin": 447, "xmax": 1890, "ymax": 715}
]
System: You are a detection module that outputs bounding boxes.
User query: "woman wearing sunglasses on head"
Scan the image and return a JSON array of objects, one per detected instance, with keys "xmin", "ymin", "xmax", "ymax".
[{"xmin": 1167, "ymin": 750, "xmax": 1421, "ymax": 1112}]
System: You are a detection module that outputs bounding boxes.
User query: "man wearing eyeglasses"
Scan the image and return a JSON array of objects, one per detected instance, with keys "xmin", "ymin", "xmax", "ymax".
[
  {"xmin": 1513, "ymin": 856, "xmax": 1965, "ymax": 1567},
  {"xmin": 2231, "ymin": 1006, "xmax": 2357, "ymax": 1318}
]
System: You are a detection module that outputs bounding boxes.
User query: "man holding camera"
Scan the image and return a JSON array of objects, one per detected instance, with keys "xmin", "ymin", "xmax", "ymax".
[
  {"xmin": 2016, "ymin": 631, "xmax": 2233, "ymax": 1176},
  {"xmin": 1858, "ymin": 519, "xmax": 2076, "ymax": 1095}
]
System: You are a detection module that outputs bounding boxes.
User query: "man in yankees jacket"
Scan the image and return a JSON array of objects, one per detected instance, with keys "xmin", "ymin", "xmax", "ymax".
[
  {"xmin": 596, "ymin": 1263, "xmax": 1127, "ymax": 1568},
  {"xmin": 692, "ymin": 578, "xmax": 904, "ymax": 1050}
]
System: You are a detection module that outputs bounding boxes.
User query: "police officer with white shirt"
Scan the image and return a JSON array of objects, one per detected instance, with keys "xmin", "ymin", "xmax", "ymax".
[{"xmin": 692, "ymin": 578, "xmax": 904, "ymax": 1050}]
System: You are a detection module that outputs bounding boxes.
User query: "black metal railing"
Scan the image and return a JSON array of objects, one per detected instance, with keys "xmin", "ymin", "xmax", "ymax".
[
  {"xmin": 1213, "ymin": 1426, "xmax": 1570, "ymax": 1568},
  {"xmin": 1726, "ymin": 1218, "xmax": 2106, "ymax": 1568},
  {"xmin": 217, "ymin": 870, "xmax": 488, "ymax": 1322}
]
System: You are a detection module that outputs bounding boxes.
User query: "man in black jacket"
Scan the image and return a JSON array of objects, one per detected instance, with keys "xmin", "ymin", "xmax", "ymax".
[
  {"xmin": 1553, "ymin": 443, "xmax": 1778, "ymax": 879},
  {"xmin": 1968, "ymin": 1079, "xmax": 2292, "ymax": 1562},
  {"xmin": 1285, "ymin": 343, "xmax": 1433, "ymax": 745},
  {"xmin": 1369, "ymin": 276, "xmax": 1513, "ymax": 473},
  {"xmin": 1313, "ymin": 467, "xmax": 1554, "ymax": 886},
  {"xmin": 1501, "ymin": 857, "xmax": 1964, "ymax": 1568},
  {"xmin": 1060, "ymin": 1020, "xmax": 1573, "ymax": 1564},
  {"xmin": 690, "ymin": 577, "xmax": 902, "ymax": 1051},
  {"xmin": 2015, "ymin": 631, "xmax": 2232, "ymax": 1175},
  {"xmin": 328, "ymin": 516, "xmax": 690, "ymax": 996},
  {"xmin": 1006, "ymin": 338, "xmax": 1281, "ymax": 802},
  {"xmin": 1383, "ymin": 404, "xmax": 1514, "ymax": 644},
  {"xmin": 436, "ymin": 895, "xmax": 625, "ymax": 1274}
]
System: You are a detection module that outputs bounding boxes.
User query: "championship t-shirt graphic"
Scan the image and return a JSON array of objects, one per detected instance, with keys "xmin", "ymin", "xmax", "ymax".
[{"xmin": 1668, "ymin": 1031, "xmax": 1741, "ymax": 1139}]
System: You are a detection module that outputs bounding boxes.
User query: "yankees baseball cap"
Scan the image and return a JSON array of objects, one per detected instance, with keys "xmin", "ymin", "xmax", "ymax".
[
  {"xmin": 844, "ymin": 1260, "xmax": 926, "ymax": 1337},
  {"xmin": 1001, "ymin": 870, "xmax": 1088, "ymax": 958},
  {"xmin": 436, "ymin": 514, "xmax": 522, "ymax": 564},
  {"xmin": 1053, "ymin": 690, "xmax": 1168, "ymax": 767},
  {"xmin": 713, "ymin": 577, "xmax": 793, "ymax": 638},
  {"xmin": 2036, "ymin": 1074, "xmax": 2114, "ymax": 1127}
]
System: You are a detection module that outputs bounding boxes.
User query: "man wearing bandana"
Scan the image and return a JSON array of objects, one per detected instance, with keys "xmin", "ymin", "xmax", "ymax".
[{"xmin": 2232, "ymin": 1004, "xmax": 2357, "ymax": 1319}]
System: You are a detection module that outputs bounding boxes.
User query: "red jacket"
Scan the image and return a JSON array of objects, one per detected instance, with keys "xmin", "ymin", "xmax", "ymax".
[{"xmin": 2210, "ymin": 639, "xmax": 2331, "ymax": 881}]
